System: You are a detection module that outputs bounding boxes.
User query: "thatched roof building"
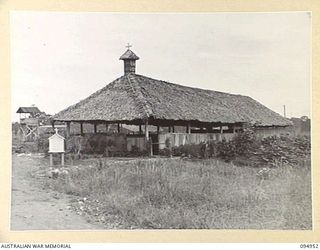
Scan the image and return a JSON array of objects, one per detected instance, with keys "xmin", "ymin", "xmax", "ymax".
[
  {"xmin": 17, "ymin": 106, "xmax": 41, "ymax": 115},
  {"xmin": 54, "ymin": 73, "xmax": 291, "ymax": 127},
  {"xmin": 53, "ymin": 46, "xmax": 292, "ymax": 155},
  {"xmin": 54, "ymin": 47, "xmax": 291, "ymax": 128}
]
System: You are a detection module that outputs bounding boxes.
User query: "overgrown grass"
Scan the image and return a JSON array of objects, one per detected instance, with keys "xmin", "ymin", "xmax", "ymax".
[{"xmin": 46, "ymin": 157, "xmax": 312, "ymax": 230}]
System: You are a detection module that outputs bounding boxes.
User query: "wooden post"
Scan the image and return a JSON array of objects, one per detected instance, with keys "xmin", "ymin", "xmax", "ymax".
[
  {"xmin": 150, "ymin": 137, "xmax": 153, "ymax": 156},
  {"xmin": 139, "ymin": 125, "xmax": 142, "ymax": 134},
  {"xmin": 145, "ymin": 120, "xmax": 149, "ymax": 140},
  {"xmin": 232, "ymin": 125, "xmax": 236, "ymax": 134},
  {"xmin": 49, "ymin": 154, "xmax": 53, "ymax": 166},
  {"xmin": 94, "ymin": 123, "xmax": 97, "ymax": 133},
  {"xmin": 168, "ymin": 126, "xmax": 171, "ymax": 133},
  {"xmin": 145, "ymin": 120, "xmax": 151, "ymax": 156},
  {"xmin": 66, "ymin": 122, "xmax": 71, "ymax": 138},
  {"xmin": 157, "ymin": 125, "xmax": 160, "ymax": 133},
  {"xmin": 35, "ymin": 125, "xmax": 40, "ymax": 139},
  {"xmin": 117, "ymin": 123, "xmax": 121, "ymax": 133},
  {"xmin": 61, "ymin": 153, "xmax": 65, "ymax": 166},
  {"xmin": 187, "ymin": 122, "xmax": 191, "ymax": 134},
  {"xmin": 105, "ymin": 123, "xmax": 109, "ymax": 132},
  {"xmin": 219, "ymin": 126, "xmax": 223, "ymax": 141},
  {"xmin": 172, "ymin": 126, "xmax": 175, "ymax": 133},
  {"xmin": 80, "ymin": 122, "xmax": 84, "ymax": 135}
]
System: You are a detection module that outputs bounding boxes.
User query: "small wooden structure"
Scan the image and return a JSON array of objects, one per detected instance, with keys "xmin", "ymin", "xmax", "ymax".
[
  {"xmin": 48, "ymin": 128, "xmax": 65, "ymax": 166},
  {"xmin": 16, "ymin": 106, "xmax": 41, "ymax": 141}
]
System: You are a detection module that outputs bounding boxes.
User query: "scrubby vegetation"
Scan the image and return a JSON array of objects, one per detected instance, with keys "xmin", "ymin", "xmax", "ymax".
[
  {"xmin": 46, "ymin": 156, "xmax": 312, "ymax": 229},
  {"xmin": 43, "ymin": 131, "xmax": 311, "ymax": 229},
  {"xmin": 160, "ymin": 129, "xmax": 311, "ymax": 168}
]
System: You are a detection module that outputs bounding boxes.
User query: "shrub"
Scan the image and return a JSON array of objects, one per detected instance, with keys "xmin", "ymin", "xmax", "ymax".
[
  {"xmin": 36, "ymin": 135, "xmax": 50, "ymax": 152},
  {"xmin": 160, "ymin": 129, "xmax": 311, "ymax": 168},
  {"xmin": 159, "ymin": 148, "xmax": 171, "ymax": 157}
]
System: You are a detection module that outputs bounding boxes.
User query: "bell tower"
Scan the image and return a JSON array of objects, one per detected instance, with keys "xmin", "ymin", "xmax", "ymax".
[{"xmin": 119, "ymin": 43, "xmax": 140, "ymax": 75}]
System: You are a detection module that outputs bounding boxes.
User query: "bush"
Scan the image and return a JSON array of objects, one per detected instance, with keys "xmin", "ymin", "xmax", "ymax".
[
  {"xmin": 159, "ymin": 148, "xmax": 171, "ymax": 157},
  {"xmin": 160, "ymin": 128, "xmax": 311, "ymax": 168}
]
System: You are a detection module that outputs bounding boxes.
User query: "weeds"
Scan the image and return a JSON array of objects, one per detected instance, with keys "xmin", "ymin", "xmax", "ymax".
[{"xmin": 46, "ymin": 157, "xmax": 312, "ymax": 229}]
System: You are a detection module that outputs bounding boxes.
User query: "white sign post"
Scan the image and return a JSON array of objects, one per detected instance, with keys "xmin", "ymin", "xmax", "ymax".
[{"xmin": 48, "ymin": 128, "xmax": 65, "ymax": 166}]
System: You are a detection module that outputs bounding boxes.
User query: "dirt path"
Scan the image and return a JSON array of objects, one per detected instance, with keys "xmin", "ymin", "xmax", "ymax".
[{"xmin": 11, "ymin": 153, "xmax": 102, "ymax": 230}]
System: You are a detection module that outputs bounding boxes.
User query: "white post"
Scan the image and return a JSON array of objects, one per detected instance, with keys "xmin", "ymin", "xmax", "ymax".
[
  {"xmin": 145, "ymin": 120, "xmax": 149, "ymax": 140},
  {"xmin": 61, "ymin": 153, "xmax": 65, "ymax": 166},
  {"xmin": 145, "ymin": 120, "xmax": 152, "ymax": 156},
  {"xmin": 49, "ymin": 154, "xmax": 53, "ymax": 166},
  {"xmin": 105, "ymin": 123, "xmax": 109, "ymax": 132}
]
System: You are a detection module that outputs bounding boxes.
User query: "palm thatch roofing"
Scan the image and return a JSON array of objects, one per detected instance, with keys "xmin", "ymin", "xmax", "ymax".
[{"xmin": 53, "ymin": 73, "xmax": 292, "ymax": 127}]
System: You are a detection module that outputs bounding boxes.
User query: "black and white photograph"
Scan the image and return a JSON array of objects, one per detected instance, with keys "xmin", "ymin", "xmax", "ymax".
[{"xmin": 10, "ymin": 11, "xmax": 311, "ymax": 231}]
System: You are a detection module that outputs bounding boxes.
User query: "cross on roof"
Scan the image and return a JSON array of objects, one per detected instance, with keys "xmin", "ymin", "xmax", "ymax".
[{"xmin": 126, "ymin": 43, "xmax": 132, "ymax": 50}]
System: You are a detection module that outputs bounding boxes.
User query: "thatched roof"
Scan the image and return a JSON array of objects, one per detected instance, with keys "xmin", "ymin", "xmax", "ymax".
[
  {"xmin": 17, "ymin": 107, "xmax": 41, "ymax": 114},
  {"xmin": 53, "ymin": 73, "xmax": 292, "ymax": 127}
]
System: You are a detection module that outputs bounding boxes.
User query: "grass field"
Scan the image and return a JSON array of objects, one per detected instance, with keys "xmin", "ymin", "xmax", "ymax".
[{"xmin": 46, "ymin": 157, "xmax": 312, "ymax": 229}]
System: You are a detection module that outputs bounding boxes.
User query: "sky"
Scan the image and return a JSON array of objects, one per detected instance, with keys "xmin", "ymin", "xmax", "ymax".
[{"xmin": 10, "ymin": 11, "xmax": 311, "ymax": 121}]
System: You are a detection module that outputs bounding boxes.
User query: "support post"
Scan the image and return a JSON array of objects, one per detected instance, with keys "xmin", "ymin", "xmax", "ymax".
[
  {"xmin": 94, "ymin": 123, "xmax": 97, "ymax": 133},
  {"xmin": 145, "ymin": 120, "xmax": 149, "ymax": 140},
  {"xmin": 117, "ymin": 123, "xmax": 121, "ymax": 133},
  {"xmin": 187, "ymin": 122, "xmax": 191, "ymax": 134},
  {"xmin": 49, "ymin": 154, "xmax": 53, "ymax": 166},
  {"xmin": 157, "ymin": 125, "xmax": 160, "ymax": 133},
  {"xmin": 172, "ymin": 126, "xmax": 175, "ymax": 133},
  {"xmin": 168, "ymin": 126, "xmax": 171, "ymax": 133},
  {"xmin": 150, "ymin": 137, "xmax": 153, "ymax": 156},
  {"xmin": 139, "ymin": 125, "xmax": 142, "ymax": 135},
  {"xmin": 105, "ymin": 123, "xmax": 109, "ymax": 132},
  {"xmin": 220, "ymin": 126, "xmax": 223, "ymax": 134},
  {"xmin": 145, "ymin": 120, "xmax": 151, "ymax": 156},
  {"xmin": 80, "ymin": 122, "xmax": 84, "ymax": 136},
  {"xmin": 232, "ymin": 125, "xmax": 236, "ymax": 134},
  {"xmin": 36, "ymin": 125, "xmax": 40, "ymax": 138},
  {"xmin": 61, "ymin": 153, "xmax": 65, "ymax": 166},
  {"xmin": 66, "ymin": 122, "xmax": 71, "ymax": 138},
  {"xmin": 208, "ymin": 125, "xmax": 213, "ymax": 133}
]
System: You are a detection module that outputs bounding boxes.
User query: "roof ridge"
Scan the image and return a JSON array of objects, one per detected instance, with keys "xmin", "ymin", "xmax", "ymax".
[{"xmin": 125, "ymin": 74, "xmax": 153, "ymax": 119}]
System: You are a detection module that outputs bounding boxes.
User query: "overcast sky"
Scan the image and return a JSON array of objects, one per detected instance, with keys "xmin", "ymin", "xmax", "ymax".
[{"xmin": 11, "ymin": 11, "xmax": 311, "ymax": 121}]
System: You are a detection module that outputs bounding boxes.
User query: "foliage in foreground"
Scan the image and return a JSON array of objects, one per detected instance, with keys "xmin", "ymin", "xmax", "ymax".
[{"xmin": 46, "ymin": 157, "xmax": 312, "ymax": 230}]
